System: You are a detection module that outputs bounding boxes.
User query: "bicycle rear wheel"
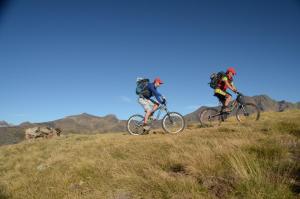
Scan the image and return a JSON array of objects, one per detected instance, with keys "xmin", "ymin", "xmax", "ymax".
[
  {"xmin": 199, "ymin": 108, "xmax": 221, "ymax": 127},
  {"xmin": 127, "ymin": 114, "xmax": 145, "ymax": 135},
  {"xmin": 236, "ymin": 103, "xmax": 260, "ymax": 122},
  {"xmin": 162, "ymin": 112, "xmax": 185, "ymax": 134}
]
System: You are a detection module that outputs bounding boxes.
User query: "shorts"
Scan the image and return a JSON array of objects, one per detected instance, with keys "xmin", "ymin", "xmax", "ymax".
[
  {"xmin": 138, "ymin": 97, "xmax": 158, "ymax": 112},
  {"xmin": 214, "ymin": 89, "xmax": 232, "ymax": 104}
]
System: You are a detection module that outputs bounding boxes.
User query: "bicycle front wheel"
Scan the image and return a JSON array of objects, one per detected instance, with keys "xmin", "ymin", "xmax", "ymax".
[
  {"xmin": 236, "ymin": 103, "xmax": 260, "ymax": 122},
  {"xmin": 127, "ymin": 114, "xmax": 145, "ymax": 135},
  {"xmin": 162, "ymin": 112, "xmax": 185, "ymax": 134},
  {"xmin": 198, "ymin": 108, "xmax": 221, "ymax": 127}
]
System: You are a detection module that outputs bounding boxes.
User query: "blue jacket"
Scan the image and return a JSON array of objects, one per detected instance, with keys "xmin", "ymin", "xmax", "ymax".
[{"xmin": 145, "ymin": 83, "xmax": 163, "ymax": 104}]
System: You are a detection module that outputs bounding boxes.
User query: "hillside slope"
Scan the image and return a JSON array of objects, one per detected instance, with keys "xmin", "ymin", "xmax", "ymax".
[
  {"xmin": 0, "ymin": 111, "xmax": 299, "ymax": 199},
  {"xmin": 0, "ymin": 127, "xmax": 25, "ymax": 146}
]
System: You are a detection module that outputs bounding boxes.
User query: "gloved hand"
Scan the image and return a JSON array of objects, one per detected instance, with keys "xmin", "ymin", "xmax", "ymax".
[{"xmin": 161, "ymin": 96, "xmax": 167, "ymax": 105}]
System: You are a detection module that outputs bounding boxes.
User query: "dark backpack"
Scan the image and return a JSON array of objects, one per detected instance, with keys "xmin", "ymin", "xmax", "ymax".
[
  {"xmin": 136, "ymin": 78, "xmax": 150, "ymax": 97},
  {"xmin": 209, "ymin": 71, "xmax": 226, "ymax": 89}
]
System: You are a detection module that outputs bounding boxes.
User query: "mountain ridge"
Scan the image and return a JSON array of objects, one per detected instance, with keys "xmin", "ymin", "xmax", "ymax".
[
  {"xmin": 0, "ymin": 94, "xmax": 299, "ymax": 146},
  {"xmin": 0, "ymin": 121, "xmax": 10, "ymax": 128}
]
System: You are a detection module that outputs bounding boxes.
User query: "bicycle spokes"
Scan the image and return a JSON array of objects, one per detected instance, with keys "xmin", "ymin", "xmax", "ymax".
[
  {"xmin": 162, "ymin": 112, "xmax": 185, "ymax": 134},
  {"xmin": 199, "ymin": 108, "xmax": 221, "ymax": 127},
  {"xmin": 127, "ymin": 115, "xmax": 145, "ymax": 135}
]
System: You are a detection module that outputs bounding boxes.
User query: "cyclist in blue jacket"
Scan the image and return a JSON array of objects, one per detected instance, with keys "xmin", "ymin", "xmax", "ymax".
[{"xmin": 138, "ymin": 77, "xmax": 165, "ymax": 130}]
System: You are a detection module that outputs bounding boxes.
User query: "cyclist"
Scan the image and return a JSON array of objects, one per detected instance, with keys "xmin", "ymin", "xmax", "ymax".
[
  {"xmin": 214, "ymin": 67, "xmax": 238, "ymax": 112},
  {"xmin": 138, "ymin": 77, "xmax": 166, "ymax": 130}
]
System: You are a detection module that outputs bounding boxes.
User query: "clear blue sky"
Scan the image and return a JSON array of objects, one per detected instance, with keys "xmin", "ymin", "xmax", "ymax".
[{"xmin": 0, "ymin": 0, "xmax": 300, "ymax": 124}]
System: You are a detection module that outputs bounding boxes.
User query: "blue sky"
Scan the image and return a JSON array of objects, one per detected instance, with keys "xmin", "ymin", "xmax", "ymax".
[{"xmin": 0, "ymin": 0, "xmax": 300, "ymax": 124}]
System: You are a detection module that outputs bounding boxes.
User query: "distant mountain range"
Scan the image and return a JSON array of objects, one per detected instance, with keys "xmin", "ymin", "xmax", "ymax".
[
  {"xmin": 19, "ymin": 113, "xmax": 127, "ymax": 134},
  {"xmin": 0, "ymin": 113, "xmax": 127, "ymax": 146},
  {"xmin": 0, "ymin": 95, "xmax": 299, "ymax": 146},
  {"xmin": 0, "ymin": 121, "xmax": 11, "ymax": 127}
]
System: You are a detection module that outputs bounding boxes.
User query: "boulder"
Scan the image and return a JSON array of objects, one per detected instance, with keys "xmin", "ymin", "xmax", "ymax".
[{"xmin": 25, "ymin": 127, "xmax": 61, "ymax": 139}]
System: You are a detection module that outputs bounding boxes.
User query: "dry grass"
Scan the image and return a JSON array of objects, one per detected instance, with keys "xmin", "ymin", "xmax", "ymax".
[{"xmin": 0, "ymin": 110, "xmax": 300, "ymax": 199}]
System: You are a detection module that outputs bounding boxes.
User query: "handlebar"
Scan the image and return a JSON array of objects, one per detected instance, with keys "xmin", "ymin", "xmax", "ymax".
[
  {"xmin": 159, "ymin": 103, "xmax": 167, "ymax": 110},
  {"xmin": 236, "ymin": 92, "xmax": 246, "ymax": 104},
  {"xmin": 160, "ymin": 97, "xmax": 167, "ymax": 106},
  {"xmin": 236, "ymin": 92, "xmax": 243, "ymax": 96}
]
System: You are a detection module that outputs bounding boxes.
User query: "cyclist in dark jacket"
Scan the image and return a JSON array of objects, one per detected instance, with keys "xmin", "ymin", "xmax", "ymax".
[{"xmin": 138, "ymin": 77, "xmax": 165, "ymax": 129}]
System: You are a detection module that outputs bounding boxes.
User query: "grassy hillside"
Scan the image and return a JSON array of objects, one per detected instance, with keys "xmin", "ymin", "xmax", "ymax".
[{"xmin": 0, "ymin": 111, "xmax": 299, "ymax": 199}]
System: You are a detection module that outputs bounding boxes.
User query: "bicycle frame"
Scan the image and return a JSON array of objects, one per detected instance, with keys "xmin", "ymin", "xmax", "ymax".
[
  {"xmin": 152, "ymin": 105, "xmax": 169, "ymax": 121},
  {"xmin": 136, "ymin": 105, "xmax": 169, "ymax": 127},
  {"xmin": 210, "ymin": 93, "xmax": 245, "ymax": 119},
  {"xmin": 199, "ymin": 92, "xmax": 260, "ymax": 127},
  {"xmin": 127, "ymin": 102, "xmax": 185, "ymax": 135}
]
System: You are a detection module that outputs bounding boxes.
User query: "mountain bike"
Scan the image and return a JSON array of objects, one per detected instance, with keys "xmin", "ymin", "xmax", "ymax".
[
  {"xmin": 199, "ymin": 92, "xmax": 260, "ymax": 127},
  {"xmin": 127, "ymin": 102, "xmax": 186, "ymax": 135}
]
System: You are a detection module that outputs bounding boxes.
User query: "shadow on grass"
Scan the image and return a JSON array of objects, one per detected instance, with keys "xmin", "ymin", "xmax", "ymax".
[
  {"xmin": 291, "ymin": 167, "xmax": 300, "ymax": 194},
  {"xmin": 275, "ymin": 121, "xmax": 300, "ymax": 137},
  {"xmin": 0, "ymin": 185, "xmax": 10, "ymax": 199}
]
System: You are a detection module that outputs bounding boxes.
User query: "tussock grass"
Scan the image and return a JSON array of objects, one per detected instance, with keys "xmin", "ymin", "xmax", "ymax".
[
  {"xmin": 0, "ymin": 110, "xmax": 300, "ymax": 198},
  {"xmin": 0, "ymin": 184, "xmax": 10, "ymax": 199}
]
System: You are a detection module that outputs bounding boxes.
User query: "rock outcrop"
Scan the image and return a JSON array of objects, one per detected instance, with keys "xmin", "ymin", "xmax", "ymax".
[{"xmin": 25, "ymin": 127, "xmax": 61, "ymax": 139}]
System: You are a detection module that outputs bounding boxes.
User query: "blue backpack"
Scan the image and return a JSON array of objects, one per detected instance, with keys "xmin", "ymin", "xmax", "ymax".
[{"xmin": 136, "ymin": 78, "xmax": 150, "ymax": 97}]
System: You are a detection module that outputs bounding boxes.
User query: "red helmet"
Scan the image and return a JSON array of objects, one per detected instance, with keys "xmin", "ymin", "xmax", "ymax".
[
  {"xmin": 154, "ymin": 77, "xmax": 164, "ymax": 84},
  {"xmin": 226, "ymin": 67, "xmax": 237, "ymax": 75}
]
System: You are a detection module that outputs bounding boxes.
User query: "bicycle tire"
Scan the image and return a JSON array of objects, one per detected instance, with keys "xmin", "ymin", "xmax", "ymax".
[
  {"xmin": 198, "ymin": 108, "xmax": 221, "ymax": 127},
  {"xmin": 127, "ymin": 114, "xmax": 145, "ymax": 135},
  {"xmin": 162, "ymin": 112, "xmax": 185, "ymax": 134}
]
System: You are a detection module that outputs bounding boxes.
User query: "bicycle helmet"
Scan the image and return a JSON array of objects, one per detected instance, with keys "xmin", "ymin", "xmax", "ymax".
[{"xmin": 226, "ymin": 67, "xmax": 237, "ymax": 75}]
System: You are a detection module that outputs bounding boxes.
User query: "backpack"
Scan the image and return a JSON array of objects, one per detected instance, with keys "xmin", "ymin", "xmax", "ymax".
[
  {"xmin": 136, "ymin": 78, "xmax": 150, "ymax": 96},
  {"xmin": 209, "ymin": 71, "xmax": 226, "ymax": 89}
]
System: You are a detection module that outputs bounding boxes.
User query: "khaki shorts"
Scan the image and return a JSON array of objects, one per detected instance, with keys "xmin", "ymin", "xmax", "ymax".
[{"xmin": 138, "ymin": 98, "xmax": 156, "ymax": 112}]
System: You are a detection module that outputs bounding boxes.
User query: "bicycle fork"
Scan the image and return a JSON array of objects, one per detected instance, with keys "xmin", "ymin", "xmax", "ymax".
[
  {"xmin": 240, "ymin": 105, "xmax": 250, "ymax": 116},
  {"xmin": 166, "ymin": 112, "xmax": 175, "ymax": 124}
]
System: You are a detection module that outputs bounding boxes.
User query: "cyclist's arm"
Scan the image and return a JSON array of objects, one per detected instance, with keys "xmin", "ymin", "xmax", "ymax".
[
  {"xmin": 224, "ymin": 79, "xmax": 237, "ymax": 93},
  {"xmin": 148, "ymin": 84, "xmax": 164, "ymax": 104},
  {"xmin": 231, "ymin": 83, "xmax": 237, "ymax": 92}
]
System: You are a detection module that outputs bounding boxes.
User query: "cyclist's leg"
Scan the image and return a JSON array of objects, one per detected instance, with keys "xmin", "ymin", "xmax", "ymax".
[
  {"xmin": 138, "ymin": 98, "xmax": 153, "ymax": 125},
  {"xmin": 224, "ymin": 92, "xmax": 232, "ymax": 108},
  {"xmin": 214, "ymin": 93, "xmax": 226, "ymax": 107},
  {"xmin": 149, "ymin": 99, "xmax": 159, "ymax": 116}
]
